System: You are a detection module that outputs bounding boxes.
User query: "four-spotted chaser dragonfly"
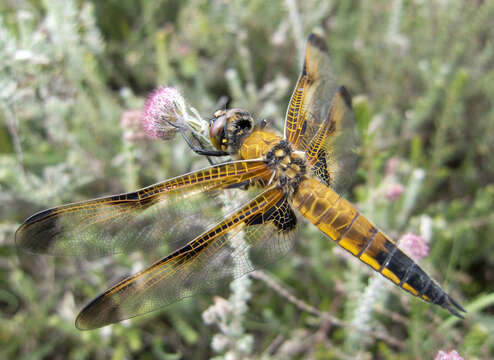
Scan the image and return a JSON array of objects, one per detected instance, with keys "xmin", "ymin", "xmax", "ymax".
[{"xmin": 16, "ymin": 33, "xmax": 464, "ymax": 329}]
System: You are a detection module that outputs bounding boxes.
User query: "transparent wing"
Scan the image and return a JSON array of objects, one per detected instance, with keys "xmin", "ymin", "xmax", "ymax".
[
  {"xmin": 75, "ymin": 188, "xmax": 298, "ymax": 329},
  {"xmin": 306, "ymin": 86, "xmax": 359, "ymax": 193},
  {"xmin": 284, "ymin": 33, "xmax": 337, "ymax": 149},
  {"xmin": 284, "ymin": 33, "xmax": 359, "ymax": 193},
  {"xmin": 15, "ymin": 160, "xmax": 270, "ymax": 258}
]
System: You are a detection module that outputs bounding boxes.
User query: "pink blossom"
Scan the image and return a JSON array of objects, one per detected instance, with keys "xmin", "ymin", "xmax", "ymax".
[
  {"xmin": 385, "ymin": 183, "xmax": 405, "ymax": 202},
  {"xmin": 399, "ymin": 232, "xmax": 429, "ymax": 261},
  {"xmin": 141, "ymin": 86, "xmax": 185, "ymax": 140},
  {"xmin": 434, "ymin": 350, "xmax": 464, "ymax": 360},
  {"xmin": 120, "ymin": 109, "xmax": 148, "ymax": 142}
]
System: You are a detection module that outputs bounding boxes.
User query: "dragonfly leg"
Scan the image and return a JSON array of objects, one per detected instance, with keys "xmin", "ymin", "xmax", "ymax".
[{"xmin": 163, "ymin": 117, "xmax": 230, "ymax": 159}]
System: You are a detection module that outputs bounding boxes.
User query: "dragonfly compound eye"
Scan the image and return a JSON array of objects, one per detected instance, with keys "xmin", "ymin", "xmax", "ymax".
[{"xmin": 209, "ymin": 114, "xmax": 227, "ymax": 151}]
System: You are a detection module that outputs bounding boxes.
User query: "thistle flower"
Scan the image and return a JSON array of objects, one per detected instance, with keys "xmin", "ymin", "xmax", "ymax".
[
  {"xmin": 399, "ymin": 232, "xmax": 429, "ymax": 261},
  {"xmin": 141, "ymin": 86, "xmax": 186, "ymax": 140},
  {"xmin": 385, "ymin": 182, "xmax": 405, "ymax": 202},
  {"xmin": 434, "ymin": 350, "xmax": 464, "ymax": 360}
]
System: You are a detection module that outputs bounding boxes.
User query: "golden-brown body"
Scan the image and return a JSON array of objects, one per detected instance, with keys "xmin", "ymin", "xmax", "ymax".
[
  {"xmin": 239, "ymin": 127, "xmax": 453, "ymax": 304},
  {"xmin": 15, "ymin": 33, "xmax": 464, "ymax": 330}
]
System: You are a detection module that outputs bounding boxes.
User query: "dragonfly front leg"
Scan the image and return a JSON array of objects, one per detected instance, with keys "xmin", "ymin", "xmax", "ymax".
[{"xmin": 177, "ymin": 126, "xmax": 230, "ymax": 158}]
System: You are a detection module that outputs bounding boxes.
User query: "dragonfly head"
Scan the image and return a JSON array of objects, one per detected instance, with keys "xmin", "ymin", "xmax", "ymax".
[{"xmin": 209, "ymin": 108, "xmax": 254, "ymax": 154}]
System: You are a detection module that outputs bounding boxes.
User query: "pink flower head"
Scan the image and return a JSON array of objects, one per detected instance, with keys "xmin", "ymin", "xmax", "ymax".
[
  {"xmin": 385, "ymin": 183, "xmax": 405, "ymax": 202},
  {"xmin": 399, "ymin": 232, "xmax": 429, "ymax": 261},
  {"xmin": 120, "ymin": 109, "xmax": 148, "ymax": 142},
  {"xmin": 434, "ymin": 350, "xmax": 464, "ymax": 360},
  {"xmin": 142, "ymin": 86, "xmax": 185, "ymax": 140}
]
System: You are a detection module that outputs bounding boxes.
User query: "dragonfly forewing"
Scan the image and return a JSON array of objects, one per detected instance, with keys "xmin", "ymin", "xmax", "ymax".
[{"xmin": 16, "ymin": 160, "xmax": 270, "ymax": 258}]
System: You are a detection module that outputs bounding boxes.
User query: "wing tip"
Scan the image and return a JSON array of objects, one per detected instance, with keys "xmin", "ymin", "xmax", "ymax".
[
  {"xmin": 15, "ymin": 208, "xmax": 59, "ymax": 253},
  {"xmin": 21, "ymin": 208, "xmax": 55, "ymax": 227},
  {"xmin": 337, "ymin": 85, "xmax": 353, "ymax": 108},
  {"xmin": 75, "ymin": 316, "xmax": 93, "ymax": 331},
  {"xmin": 75, "ymin": 292, "xmax": 119, "ymax": 330},
  {"xmin": 301, "ymin": 32, "xmax": 328, "ymax": 76},
  {"xmin": 307, "ymin": 32, "xmax": 328, "ymax": 52}
]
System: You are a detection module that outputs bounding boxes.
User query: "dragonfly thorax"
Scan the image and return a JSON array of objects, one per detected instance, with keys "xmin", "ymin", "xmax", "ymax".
[{"xmin": 264, "ymin": 140, "xmax": 307, "ymax": 196}]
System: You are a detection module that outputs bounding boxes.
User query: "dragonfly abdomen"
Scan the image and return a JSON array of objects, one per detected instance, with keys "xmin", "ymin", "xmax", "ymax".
[{"xmin": 294, "ymin": 177, "xmax": 465, "ymax": 317}]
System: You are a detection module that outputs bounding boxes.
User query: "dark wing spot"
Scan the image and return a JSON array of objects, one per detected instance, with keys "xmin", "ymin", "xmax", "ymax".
[
  {"xmin": 21, "ymin": 207, "xmax": 56, "ymax": 226},
  {"xmin": 307, "ymin": 33, "xmax": 328, "ymax": 52},
  {"xmin": 301, "ymin": 120, "xmax": 308, "ymax": 135},
  {"xmin": 76, "ymin": 289, "xmax": 123, "ymax": 330},
  {"xmin": 225, "ymin": 180, "xmax": 252, "ymax": 190},
  {"xmin": 305, "ymin": 75, "xmax": 315, "ymax": 86},
  {"xmin": 338, "ymin": 85, "xmax": 352, "ymax": 108},
  {"xmin": 248, "ymin": 196, "xmax": 297, "ymax": 231},
  {"xmin": 311, "ymin": 149, "xmax": 330, "ymax": 186}
]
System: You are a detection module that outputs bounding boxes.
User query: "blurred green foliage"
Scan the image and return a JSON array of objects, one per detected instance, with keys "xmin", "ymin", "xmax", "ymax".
[{"xmin": 1, "ymin": 0, "xmax": 493, "ymax": 359}]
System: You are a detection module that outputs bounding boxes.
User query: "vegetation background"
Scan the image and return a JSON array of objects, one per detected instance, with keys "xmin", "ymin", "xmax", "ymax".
[{"xmin": 1, "ymin": 0, "xmax": 493, "ymax": 359}]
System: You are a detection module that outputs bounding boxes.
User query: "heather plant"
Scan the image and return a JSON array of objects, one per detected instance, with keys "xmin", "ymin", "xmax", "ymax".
[{"xmin": 1, "ymin": 0, "xmax": 493, "ymax": 359}]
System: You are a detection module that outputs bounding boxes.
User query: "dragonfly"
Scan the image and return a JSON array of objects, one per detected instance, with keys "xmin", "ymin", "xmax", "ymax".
[{"xmin": 16, "ymin": 33, "xmax": 465, "ymax": 330}]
